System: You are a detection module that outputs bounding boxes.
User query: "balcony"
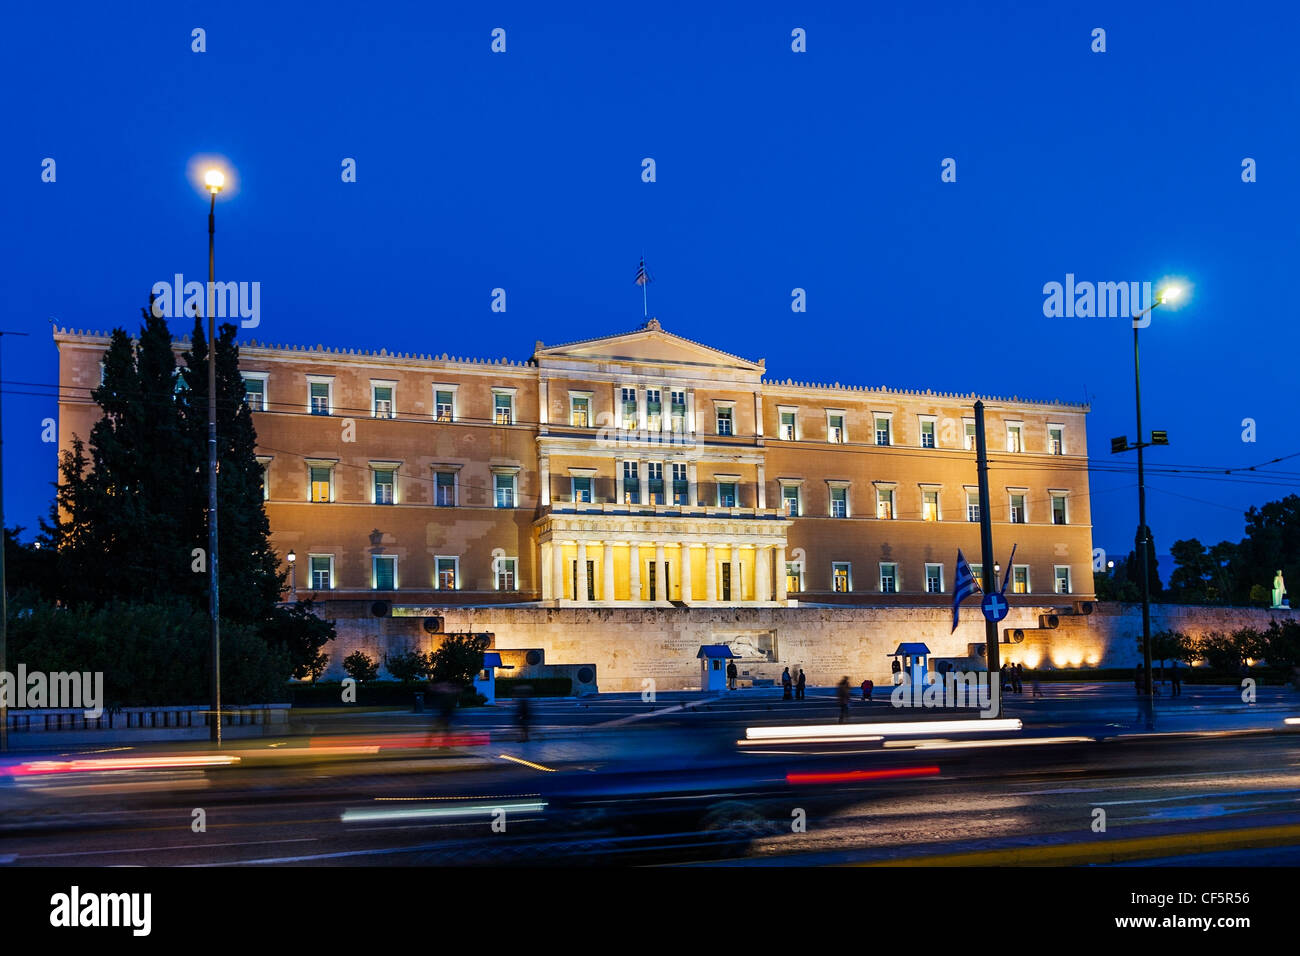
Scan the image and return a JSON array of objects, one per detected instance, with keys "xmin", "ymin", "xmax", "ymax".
[{"xmin": 545, "ymin": 501, "xmax": 786, "ymax": 521}]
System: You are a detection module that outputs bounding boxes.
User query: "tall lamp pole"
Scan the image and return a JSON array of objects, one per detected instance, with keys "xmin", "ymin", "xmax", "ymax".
[
  {"xmin": 204, "ymin": 169, "xmax": 225, "ymax": 744},
  {"xmin": 0, "ymin": 330, "xmax": 31, "ymax": 753},
  {"xmin": 1113, "ymin": 285, "xmax": 1182, "ymax": 702},
  {"xmin": 287, "ymin": 549, "xmax": 297, "ymax": 602}
]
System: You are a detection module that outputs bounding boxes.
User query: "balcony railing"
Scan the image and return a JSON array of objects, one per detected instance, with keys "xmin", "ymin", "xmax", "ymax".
[{"xmin": 546, "ymin": 501, "xmax": 786, "ymax": 520}]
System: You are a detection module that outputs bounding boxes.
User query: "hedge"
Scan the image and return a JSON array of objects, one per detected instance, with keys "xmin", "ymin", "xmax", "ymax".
[{"xmin": 493, "ymin": 677, "xmax": 574, "ymax": 698}]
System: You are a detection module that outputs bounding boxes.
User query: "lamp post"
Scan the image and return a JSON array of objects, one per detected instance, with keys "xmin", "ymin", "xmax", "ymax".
[
  {"xmin": 287, "ymin": 549, "xmax": 297, "ymax": 602},
  {"xmin": 1118, "ymin": 284, "xmax": 1182, "ymax": 701},
  {"xmin": 204, "ymin": 168, "xmax": 224, "ymax": 744}
]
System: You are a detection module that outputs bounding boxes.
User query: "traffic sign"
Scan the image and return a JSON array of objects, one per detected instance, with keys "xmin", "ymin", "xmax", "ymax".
[{"xmin": 981, "ymin": 592, "xmax": 1009, "ymax": 623}]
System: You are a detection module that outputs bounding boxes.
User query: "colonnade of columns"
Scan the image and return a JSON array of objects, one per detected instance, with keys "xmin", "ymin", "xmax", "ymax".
[{"xmin": 540, "ymin": 540, "xmax": 789, "ymax": 604}]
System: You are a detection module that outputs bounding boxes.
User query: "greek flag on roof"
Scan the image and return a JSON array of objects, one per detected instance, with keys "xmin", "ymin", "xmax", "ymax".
[
  {"xmin": 634, "ymin": 258, "xmax": 651, "ymax": 286},
  {"xmin": 952, "ymin": 548, "xmax": 981, "ymax": 633}
]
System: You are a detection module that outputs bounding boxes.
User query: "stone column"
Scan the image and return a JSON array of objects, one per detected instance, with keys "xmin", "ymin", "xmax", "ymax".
[
  {"xmin": 553, "ymin": 541, "xmax": 566, "ymax": 600},
  {"xmin": 661, "ymin": 383, "xmax": 672, "ymax": 441},
  {"xmin": 629, "ymin": 542, "xmax": 641, "ymax": 601},
  {"xmin": 602, "ymin": 541, "xmax": 615, "ymax": 603},
  {"xmin": 539, "ymin": 456, "xmax": 551, "ymax": 507},
  {"xmin": 613, "ymin": 383, "xmax": 623, "ymax": 430},
  {"xmin": 576, "ymin": 540, "xmax": 589, "ymax": 602},
  {"xmin": 756, "ymin": 462, "xmax": 766, "ymax": 509},
  {"xmin": 705, "ymin": 543, "xmax": 717, "ymax": 602},
  {"xmin": 539, "ymin": 378, "xmax": 549, "ymax": 427},
  {"xmin": 775, "ymin": 545, "xmax": 788, "ymax": 602},
  {"xmin": 637, "ymin": 387, "xmax": 647, "ymax": 433},
  {"xmin": 680, "ymin": 543, "xmax": 693, "ymax": 602},
  {"xmin": 687, "ymin": 389, "xmax": 696, "ymax": 434},
  {"xmin": 637, "ymin": 459, "xmax": 647, "ymax": 507},
  {"xmin": 615, "ymin": 458, "xmax": 625, "ymax": 504},
  {"xmin": 753, "ymin": 390, "xmax": 763, "ymax": 437},
  {"xmin": 755, "ymin": 545, "xmax": 770, "ymax": 602},
  {"xmin": 688, "ymin": 462, "xmax": 698, "ymax": 507},
  {"xmin": 730, "ymin": 546, "xmax": 743, "ymax": 603},
  {"xmin": 655, "ymin": 542, "xmax": 667, "ymax": 602},
  {"xmin": 541, "ymin": 542, "xmax": 553, "ymax": 601}
]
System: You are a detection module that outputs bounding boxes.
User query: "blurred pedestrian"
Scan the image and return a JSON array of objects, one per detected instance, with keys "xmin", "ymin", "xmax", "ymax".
[
  {"xmin": 1013, "ymin": 662, "xmax": 1024, "ymax": 694},
  {"xmin": 796, "ymin": 668, "xmax": 807, "ymax": 700},
  {"xmin": 837, "ymin": 676, "xmax": 852, "ymax": 723},
  {"xmin": 1031, "ymin": 670, "xmax": 1043, "ymax": 698},
  {"xmin": 515, "ymin": 683, "xmax": 533, "ymax": 742},
  {"xmin": 427, "ymin": 679, "xmax": 458, "ymax": 734},
  {"xmin": 1170, "ymin": 660, "xmax": 1181, "ymax": 697},
  {"xmin": 891, "ymin": 658, "xmax": 902, "ymax": 685},
  {"xmin": 727, "ymin": 659, "xmax": 738, "ymax": 691},
  {"xmin": 861, "ymin": 678, "xmax": 874, "ymax": 701},
  {"xmin": 781, "ymin": 667, "xmax": 793, "ymax": 700},
  {"xmin": 1135, "ymin": 663, "xmax": 1145, "ymax": 695}
]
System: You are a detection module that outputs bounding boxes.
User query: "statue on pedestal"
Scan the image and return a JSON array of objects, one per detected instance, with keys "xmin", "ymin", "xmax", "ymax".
[{"xmin": 1272, "ymin": 570, "xmax": 1289, "ymax": 609}]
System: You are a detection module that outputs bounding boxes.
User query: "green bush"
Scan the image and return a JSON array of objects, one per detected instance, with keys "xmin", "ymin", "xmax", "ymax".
[
  {"xmin": 428, "ymin": 633, "xmax": 488, "ymax": 686},
  {"xmin": 290, "ymin": 680, "xmax": 423, "ymax": 707},
  {"xmin": 342, "ymin": 650, "xmax": 379, "ymax": 683},
  {"xmin": 5, "ymin": 598, "xmax": 290, "ymax": 705},
  {"xmin": 384, "ymin": 648, "xmax": 430, "ymax": 684}
]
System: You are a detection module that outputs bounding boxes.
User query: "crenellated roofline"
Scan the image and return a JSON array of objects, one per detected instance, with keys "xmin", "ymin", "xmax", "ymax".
[{"xmin": 51, "ymin": 323, "xmax": 1088, "ymax": 412}]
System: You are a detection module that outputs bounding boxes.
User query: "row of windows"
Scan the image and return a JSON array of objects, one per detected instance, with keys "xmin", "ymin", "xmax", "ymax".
[
  {"xmin": 243, "ymin": 375, "xmax": 1069, "ymax": 454},
  {"xmin": 809, "ymin": 562, "xmax": 1072, "ymax": 595},
  {"xmin": 303, "ymin": 554, "xmax": 518, "ymax": 591},
  {"xmin": 565, "ymin": 472, "xmax": 1073, "ymax": 525},
  {"xmin": 776, "ymin": 410, "xmax": 1067, "ymax": 454},
  {"xmin": 298, "ymin": 553, "xmax": 1072, "ymax": 596},
  {"xmin": 243, "ymin": 375, "xmax": 519, "ymax": 425},
  {"xmin": 290, "ymin": 465, "xmax": 518, "ymax": 508},
  {"xmin": 279, "ymin": 462, "xmax": 1074, "ymax": 525}
]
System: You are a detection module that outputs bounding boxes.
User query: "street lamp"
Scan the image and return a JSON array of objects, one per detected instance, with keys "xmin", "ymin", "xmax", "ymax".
[
  {"xmin": 1115, "ymin": 282, "xmax": 1187, "ymax": 702},
  {"xmin": 287, "ymin": 549, "xmax": 297, "ymax": 602},
  {"xmin": 204, "ymin": 166, "xmax": 224, "ymax": 744}
]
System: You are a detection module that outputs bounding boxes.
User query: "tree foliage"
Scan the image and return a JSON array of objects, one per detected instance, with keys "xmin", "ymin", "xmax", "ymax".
[
  {"xmin": 19, "ymin": 303, "xmax": 333, "ymax": 690},
  {"xmin": 427, "ymin": 633, "xmax": 489, "ymax": 687},
  {"xmin": 342, "ymin": 651, "xmax": 380, "ymax": 683}
]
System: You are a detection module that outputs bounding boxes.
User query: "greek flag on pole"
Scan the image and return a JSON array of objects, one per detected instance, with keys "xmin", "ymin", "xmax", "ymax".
[
  {"xmin": 952, "ymin": 548, "xmax": 980, "ymax": 632},
  {"xmin": 634, "ymin": 258, "xmax": 651, "ymax": 286}
]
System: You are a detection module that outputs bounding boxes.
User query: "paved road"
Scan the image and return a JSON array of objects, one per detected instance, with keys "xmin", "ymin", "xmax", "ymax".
[{"xmin": 1, "ymin": 683, "xmax": 1297, "ymax": 866}]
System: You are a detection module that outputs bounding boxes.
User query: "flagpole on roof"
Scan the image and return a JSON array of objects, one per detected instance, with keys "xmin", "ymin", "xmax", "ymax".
[{"xmin": 635, "ymin": 256, "xmax": 650, "ymax": 319}]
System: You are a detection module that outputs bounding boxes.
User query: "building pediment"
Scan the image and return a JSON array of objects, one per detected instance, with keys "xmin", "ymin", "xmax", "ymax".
[{"xmin": 535, "ymin": 319, "xmax": 764, "ymax": 377}]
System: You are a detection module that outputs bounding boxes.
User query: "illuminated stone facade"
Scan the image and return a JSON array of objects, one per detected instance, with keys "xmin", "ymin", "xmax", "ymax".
[{"xmin": 54, "ymin": 319, "xmax": 1097, "ymax": 687}]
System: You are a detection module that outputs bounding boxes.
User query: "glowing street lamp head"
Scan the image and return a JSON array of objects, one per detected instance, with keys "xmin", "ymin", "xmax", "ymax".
[
  {"xmin": 1158, "ymin": 285, "xmax": 1182, "ymax": 305},
  {"xmin": 204, "ymin": 169, "xmax": 225, "ymax": 193}
]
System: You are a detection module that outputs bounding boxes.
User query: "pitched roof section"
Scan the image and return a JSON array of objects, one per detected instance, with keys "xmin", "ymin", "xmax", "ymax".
[{"xmin": 535, "ymin": 318, "xmax": 765, "ymax": 374}]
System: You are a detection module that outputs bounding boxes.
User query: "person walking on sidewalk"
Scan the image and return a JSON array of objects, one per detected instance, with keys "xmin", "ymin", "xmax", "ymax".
[
  {"xmin": 1170, "ymin": 659, "xmax": 1181, "ymax": 697},
  {"xmin": 837, "ymin": 676, "xmax": 852, "ymax": 723},
  {"xmin": 796, "ymin": 668, "xmax": 807, "ymax": 700},
  {"xmin": 782, "ymin": 667, "xmax": 793, "ymax": 701},
  {"xmin": 727, "ymin": 659, "xmax": 738, "ymax": 691}
]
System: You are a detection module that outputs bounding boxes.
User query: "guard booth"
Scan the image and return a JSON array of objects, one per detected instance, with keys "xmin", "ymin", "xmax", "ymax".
[
  {"xmin": 473, "ymin": 652, "xmax": 513, "ymax": 704},
  {"xmin": 697, "ymin": 645, "xmax": 737, "ymax": 692},
  {"xmin": 889, "ymin": 642, "xmax": 931, "ymax": 690}
]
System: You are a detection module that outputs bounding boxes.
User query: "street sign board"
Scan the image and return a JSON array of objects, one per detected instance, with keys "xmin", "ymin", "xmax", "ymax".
[{"xmin": 981, "ymin": 592, "xmax": 1009, "ymax": 623}]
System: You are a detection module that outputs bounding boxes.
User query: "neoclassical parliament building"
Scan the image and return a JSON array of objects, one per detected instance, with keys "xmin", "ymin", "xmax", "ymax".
[{"xmin": 55, "ymin": 319, "xmax": 1097, "ymax": 689}]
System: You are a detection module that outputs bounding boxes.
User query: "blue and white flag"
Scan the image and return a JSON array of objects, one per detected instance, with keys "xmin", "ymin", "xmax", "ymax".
[
  {"xmin": 999, "ymin": 543, "xmax": 1018, "ymax": 596},
  {"xmin": 952, "ymin": 548, "xmax": 980, "ymax": 632}
]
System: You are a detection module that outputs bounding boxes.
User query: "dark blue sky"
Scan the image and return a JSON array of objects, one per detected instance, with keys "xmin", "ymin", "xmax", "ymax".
[{"xmin": 4, "ymin": 1, "xmax": 1296, "ymax": 566}]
